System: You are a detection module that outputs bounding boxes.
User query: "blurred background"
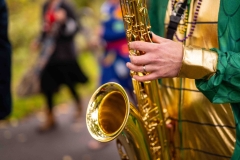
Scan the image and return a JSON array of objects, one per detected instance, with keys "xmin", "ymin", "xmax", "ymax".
[
  {"xmin": 8, "ymin": 0, "xmax": 102, "ymax": 121},
  {"xmin": 0, "ymin": 0, "xmax": 120, "ymax": 159}
]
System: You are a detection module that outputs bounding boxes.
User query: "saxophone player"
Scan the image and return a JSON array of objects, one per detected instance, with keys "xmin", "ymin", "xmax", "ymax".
[{"xmin": 126, "ymin": 0, "xmax": 240, "ymax": 159}]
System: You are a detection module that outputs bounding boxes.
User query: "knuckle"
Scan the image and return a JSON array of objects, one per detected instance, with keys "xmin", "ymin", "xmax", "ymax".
[
  {"xmin": 134, "ymin": 42, "xmax": 140, "ymax": 49},
  {"xmin": 156, "ymin": 45, "xmax": 162, "ymax": 52},
  {"xmin": 131, "ymin": 57, "xmax": 140, "ymax": 65},
  {"xmin": 130, "ymin": 42, "xmax": 139, "ymax": 50},
  {"xmin": 138, "ymin": 77, "xmax": 145, "ymax": 82},
  {"xmin": 130, "ymin": 57, "xmax": 136, "ymax": 64},
  {"xmin": 129, "ymin": 63, "xmax": 134, "ymax": 70},
  {"xmin": 151, "ymin": 43, "xmax": 160, "ymax": 51}
]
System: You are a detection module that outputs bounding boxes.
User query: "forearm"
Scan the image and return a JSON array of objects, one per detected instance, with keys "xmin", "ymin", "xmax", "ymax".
[
  {"xmin": 178, "ymin": 46, "xmax": 240, "ymax": 103},
  {"xmin": 178, "ymin": 45, "xmax": 218, "ymax": 79}
]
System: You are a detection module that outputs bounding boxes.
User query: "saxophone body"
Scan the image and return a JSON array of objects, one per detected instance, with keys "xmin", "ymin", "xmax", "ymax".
[{"xmin": 86, "ymin": 0, "xmax": 171, "ymax": 159}]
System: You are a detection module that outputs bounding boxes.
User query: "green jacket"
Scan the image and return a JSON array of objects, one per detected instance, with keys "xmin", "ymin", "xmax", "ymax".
[{"xmin": 148, "ymin": 0, "xmax": 240, "ymax": 159}]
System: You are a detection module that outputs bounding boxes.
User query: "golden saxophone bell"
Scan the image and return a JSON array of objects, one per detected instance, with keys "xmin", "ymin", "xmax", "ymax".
[
  {"xmin": 86, "ymin": 82, "xmax": 152, "ymax": 160},
  {"xmin": 86, "ymin": 0, "xmax": 172, "ymax": 159},
  {"xmin": 86, "ymin": 82, "xmax": 130, "ymax": 142}
]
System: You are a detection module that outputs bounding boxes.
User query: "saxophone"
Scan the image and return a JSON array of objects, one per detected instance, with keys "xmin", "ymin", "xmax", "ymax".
[{"xmin": 86, "ymin": 0, "xmax": 171, "ymax": 159}]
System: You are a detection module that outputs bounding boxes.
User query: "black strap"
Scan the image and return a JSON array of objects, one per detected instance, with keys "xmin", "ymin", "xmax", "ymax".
[{"xmin": 166, "ymin": 0, "xmax": 188, "ymax": 40}]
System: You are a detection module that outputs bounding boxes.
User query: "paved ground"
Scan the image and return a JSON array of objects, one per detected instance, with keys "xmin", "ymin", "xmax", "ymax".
[{"xmin": 0, "ymin": 96, "xmax": 120, "ymax": 160}]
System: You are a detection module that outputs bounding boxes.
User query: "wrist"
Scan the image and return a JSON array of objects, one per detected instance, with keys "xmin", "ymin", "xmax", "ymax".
[{"xmin": 178, "ymin": 45, "xmax": 218, "ymax": 79}]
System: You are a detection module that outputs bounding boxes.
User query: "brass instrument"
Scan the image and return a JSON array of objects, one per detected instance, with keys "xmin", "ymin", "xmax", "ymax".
[{"xmin": 86, "ymin": 0, "xmax": 171, "ymax": 159}]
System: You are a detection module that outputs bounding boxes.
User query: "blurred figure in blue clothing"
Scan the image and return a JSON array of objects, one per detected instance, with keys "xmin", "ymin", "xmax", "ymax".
[
  {"xmin": 87, "ymin": 0, "xmax": 133, "ymax": 150},
  {"xmin": 98, "ymin": 0, "xmax": 133, "ymax": 96},
  {"xmin": 0, "ymin": 0, "xmax": 12, "ymax": 120}
]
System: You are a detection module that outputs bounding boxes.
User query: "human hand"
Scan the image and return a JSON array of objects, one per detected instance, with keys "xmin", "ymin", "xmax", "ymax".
[{"xmin": 126, "ymin": 32, "xmax": 183, "ymax": 81}]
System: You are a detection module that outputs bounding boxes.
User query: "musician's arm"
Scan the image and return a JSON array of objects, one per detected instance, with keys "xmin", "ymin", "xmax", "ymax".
[
  {"xmin": 178, "ymin": 46, "xmax": 240, "ymax": 103},
  {"xmin": 178, "ymin": 45, "xmax": 218, "ymax": 79}
]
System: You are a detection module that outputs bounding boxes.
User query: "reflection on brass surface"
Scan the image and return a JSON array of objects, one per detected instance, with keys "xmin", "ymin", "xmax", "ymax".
[
  {"xmin": 98, "ymin": 91, "xmax": 126, "ymax": 134},
  {"xmin": 162, "ymin": 1, "xmax": 236, "ymax": 159},
  {"xmin": 178, "ymin": 45, "xmax": 218, "ymax": 79},
  {"xmin": 86, "ymin": 83, "xmax": 129, "ymax": 142},
  {"xmin": 87, "ymin": 1, "xmax": 236, "ymax": 160},
  {"xmin": 86, "ymin": 0, "xmax": 171, "ymax": 159},
  {"xmin": 86, "ymin": 82, "xmax": 152, "ymax": 160}
]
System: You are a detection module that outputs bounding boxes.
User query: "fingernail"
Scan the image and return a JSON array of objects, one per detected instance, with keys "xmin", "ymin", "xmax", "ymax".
[
  {"xmin": 149, "ymin": 31, "xmax": 153, "ymax": 39},
  {"xmin": 128, "ymin": 55, "xmax": 132, "ymax": 61}
]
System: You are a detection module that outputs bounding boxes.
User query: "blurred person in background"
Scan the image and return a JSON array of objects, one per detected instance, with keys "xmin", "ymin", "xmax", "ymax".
[
  {"xmin": 87, "ymin": 0, "xmax": 133, "ymax": 150},
  {"xmin": 0, "ymin": 0, "xmax": 12, "ymax": 120},
  {"xmin": 31, "ymin": 0, "xmax": 88, "ymax": 132}
]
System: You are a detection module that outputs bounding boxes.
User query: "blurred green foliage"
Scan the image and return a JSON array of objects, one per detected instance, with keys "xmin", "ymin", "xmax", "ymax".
[{"xmin": 6, "ymin": 0, "xmax": 104, "ymax": 121}]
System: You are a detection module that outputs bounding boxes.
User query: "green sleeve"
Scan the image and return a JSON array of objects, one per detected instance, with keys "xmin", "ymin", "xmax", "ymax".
[
  {"xmin": 196, "ymin": 1, "xmax": 240, "ymax": 104},
  {"xmin": 196, "ymin": 48, "xmax": 240, "ymax": 103}
]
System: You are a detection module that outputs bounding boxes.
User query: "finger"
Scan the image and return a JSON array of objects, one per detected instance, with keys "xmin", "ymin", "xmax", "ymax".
[
  {"xmin": 151, "ymin": 32, "xmax": 169, "ymax": 44},
  {"xmin": 140, "ymin": 64, "xmax": 156, "ymax": 73},
  {"xmin": 132, "ymin": 73, "xmax": 158, "ymax": 82},
  {"xmin": 129, "ymin": 54, "xmax": 151, "ymax": 65},
  {"xmin": 126, "ymin": 62, "xmax": 157, "ymax": 74},
  {"xmin": 129, "ymin": 41, "xmax": 157, "ymax": 53},
  {"xmin": 126, "ymin": 62, "xmax": 144, "ymax": 72}
]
